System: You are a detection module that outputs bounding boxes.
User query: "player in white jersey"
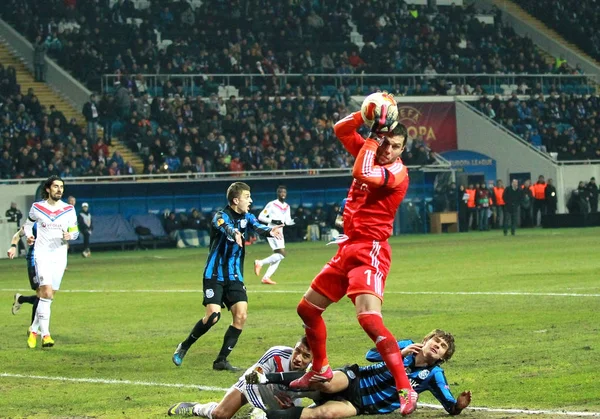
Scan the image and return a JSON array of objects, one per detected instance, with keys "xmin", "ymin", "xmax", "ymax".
[
  {"xmin": 254, "ymin": 186, "xmax": 294, "ymax": 285},
  {"xmin": 23, "ymin": 175, "xmax": 79, "ymax": 349},
  {"xmin": 167, "ymin": 337, "xmax": 313, "ymax": 418}
]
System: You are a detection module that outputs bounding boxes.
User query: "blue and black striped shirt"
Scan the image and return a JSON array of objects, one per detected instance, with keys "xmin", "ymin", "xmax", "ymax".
[
  {"xmin": 26, "ymin": 223, "xmax": 37, "ymax": 268},
  {"xmin": 203, "ymin": 206, "xmax": 272, "ymax": 282},
  {"xmin": 362, "ymin": 340, "xmax": 459, "ymax": 414}
]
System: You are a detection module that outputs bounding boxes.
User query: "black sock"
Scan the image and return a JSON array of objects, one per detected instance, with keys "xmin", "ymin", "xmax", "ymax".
[
  {"xmin": 30, "ymin": 297, "xmax": 40, "ymax": 325},
  {"xmin": 215, "ymin": 325, "xmax": 242, "ymax": 362},
  {"xmin": 266, "ymin": 407, "xmax": 304, "ymax": 419},
  {"xmin": 19, "ymin": 295, "xmax": 38, "ymax": 304},
  {"xmin": 181, "ymin": 318, "xmax": 215, "ymax": 350},
  {"xmin": 265, "ymin": 371, "xmax": 305, "ymax": 385}
]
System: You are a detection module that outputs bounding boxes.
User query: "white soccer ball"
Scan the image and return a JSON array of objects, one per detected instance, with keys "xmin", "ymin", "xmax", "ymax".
[{"xmin": 360, "ymin": 91, "xmax": 398, "ymax": 130}]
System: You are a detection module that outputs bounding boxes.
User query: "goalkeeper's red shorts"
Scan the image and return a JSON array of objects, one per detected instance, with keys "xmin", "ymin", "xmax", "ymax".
[{"xmin": 310, "ymin": 240, "xmax": 391, "ymax": 303}]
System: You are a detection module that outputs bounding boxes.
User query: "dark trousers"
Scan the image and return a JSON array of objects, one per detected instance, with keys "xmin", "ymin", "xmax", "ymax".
[
  {"xmin": 533, "ymin": 200, "xmax": 545, "ymax": 226},
  {"xmin": 591, "ymin": 199, "xmax": 598, "ymax": 213},
  {"xmin": 34, "ymin": 64, "xmax": 46, "ymax": 82},
  {"xmin": 504, "ymin": 208, "xmax": 519, "ymax": 235},
  {"xmin": 82, "ymin": 231, "xmax": 91, "ymax": 250}
]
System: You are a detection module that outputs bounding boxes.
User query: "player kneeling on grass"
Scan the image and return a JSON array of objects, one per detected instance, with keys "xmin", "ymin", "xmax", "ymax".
[
  {"xmin": 168, "ymin": 336, "xmax": 313, "ymax": 418},
  {"xmin": 263, "ymin": 329, "xmax": 471, "ymax": 418}
]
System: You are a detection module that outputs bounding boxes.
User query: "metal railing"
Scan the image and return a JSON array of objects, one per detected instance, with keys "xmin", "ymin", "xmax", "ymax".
[
  {"xmin": 101, "ymin": 73, "xmax": 597, "ymax": 97},
  {"xmin": 0, "ymin": 162, "xmax": 453, "ymax": 186}
]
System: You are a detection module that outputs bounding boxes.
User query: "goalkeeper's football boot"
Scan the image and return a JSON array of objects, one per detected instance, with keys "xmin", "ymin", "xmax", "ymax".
[
  {"xmin": 42, "ymin": 335, "xmax": 55, "ymax": 348},
  {"xmin": 399, "ymin": 388, "xmax": 419, "ymax": 416},
  {"xmin": 172, "ymin": 343, "xmax": 188, "ymax": 366},
  {"xmin": 167, "ymin": 402, "xmax": 198, "ymax": 416},
  {"xmin": 27, "ymin": 330, "xmax": 38, "ymax": 349},
  {"xmin": 289, "ymin": 366, "xmax": 333, "ymax": 389},
  {"xmin": 12, "ymin": 293, "xmax": 22, "ymax": 315}
]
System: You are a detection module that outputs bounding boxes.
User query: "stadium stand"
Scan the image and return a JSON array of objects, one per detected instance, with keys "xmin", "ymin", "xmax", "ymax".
[
  {"xmin": 476, "ymin": 92, "xmax": 600, "ymax": 160},
  {"xmin": 514, "ymin": 0, "xmax": 600, "ymax": 62}
]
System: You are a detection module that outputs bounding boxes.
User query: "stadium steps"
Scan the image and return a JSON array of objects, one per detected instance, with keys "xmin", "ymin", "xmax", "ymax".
[
  {"xmin": 493, "ymin": 0, "xmax": 600, "ymax": 93},
  {"xmin": 0, "ymin": 40, "xmax": 144, "ymax": 173}
]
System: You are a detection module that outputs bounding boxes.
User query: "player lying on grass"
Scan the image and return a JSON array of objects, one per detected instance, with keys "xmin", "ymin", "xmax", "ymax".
[
  {"xmin": 168, "ymin": 337, "xmax": 314, "ymax": 418},
  {"xmin": 262, "ymin": 329, "xmax": 471, "ymax": 418}
]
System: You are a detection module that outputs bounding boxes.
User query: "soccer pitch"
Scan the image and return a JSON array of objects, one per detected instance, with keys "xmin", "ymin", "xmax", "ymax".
[{"xmin": 1, "ymin": 228, "xmax": 599, "ymax": 418}]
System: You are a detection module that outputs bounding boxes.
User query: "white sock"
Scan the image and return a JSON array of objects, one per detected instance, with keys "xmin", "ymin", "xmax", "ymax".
[
  {"xmin": 194, "ymin": 402, "xmax": 218, "ymax": 418},
  {"xmin": 37, "ymin": 298, "xmax": 53, "ymax": 337},
  {"xmin": 258, "ymin": 253, "xmax": 283, "ymax": 265},
  {"xmin": 30, "ymin": 310, "xmax": 40, "ymax": 334},
  {"xmin": 263, "ymin": 259, "xmax": 282, "ymax": 279}
]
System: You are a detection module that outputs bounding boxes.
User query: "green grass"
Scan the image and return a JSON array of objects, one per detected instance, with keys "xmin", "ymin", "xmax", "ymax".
[{"xmin": 1, "ymin": 228, "xmax": 599, "ymax": 418}]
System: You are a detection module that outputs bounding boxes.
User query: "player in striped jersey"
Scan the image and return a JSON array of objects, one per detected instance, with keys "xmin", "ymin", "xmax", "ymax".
[
  {"xmin": 262, "ymin": 330, "xmax": 471, "ymax": 418},
  {"xmin": 8, "ymin": 224, "xmax": 40, "ymax": 323},
  {"xmin": 173, "ymin": 182, "xmax": 284, "ymax": 371},
  {"xmin": 23, "ymin": 175, "xmax": 79, "ymax": 348},
  {"xmin": 167, "ymin": 337, "xmax": 313, "ymax": 417}
]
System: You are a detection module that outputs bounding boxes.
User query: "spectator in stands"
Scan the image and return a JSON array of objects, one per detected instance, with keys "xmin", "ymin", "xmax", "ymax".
[
  {"xmin": 0, "ymin": 151, "xmax": 13, "ymax": 178},
  {"xmin": 99, "ymin": 94, "xmax": 117, "ymax": 144},
  {"xmin": 114, "ymin": 81, "xmax": 131, "ymax": 120},
  {"xmin": 33, "ymin": 35, "xmax": 47, "ymax": 82},
  {"xmin": 82, "ymin": 93, "xmax": 99, "ymax": 144},
  {"xmin": 165, "ymin": 212, "xmax": 182, "ymax": 240},
  {"xmin": 77, "ymin": 202, "xmax": 93, "ymax": 258},
  {"xmin": 187, "ymin": 209, "xmax": 208, "ymax": 231}
]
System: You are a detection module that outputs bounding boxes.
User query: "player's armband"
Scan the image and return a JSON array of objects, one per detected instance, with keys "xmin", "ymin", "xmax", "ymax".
[{"xmin": 67, "ymin": 226, "xmax": 79, "ymax": 233}]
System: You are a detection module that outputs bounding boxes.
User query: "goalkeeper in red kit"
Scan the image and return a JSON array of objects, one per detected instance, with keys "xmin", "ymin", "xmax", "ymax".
[{"xmin": 289, "ymin": 94, "xmax": 419, "ymax": 416}]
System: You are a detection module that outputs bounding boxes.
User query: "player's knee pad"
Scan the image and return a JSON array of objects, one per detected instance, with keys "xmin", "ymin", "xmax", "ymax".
[{"xmin": 207, "ymin": 311, "xmax": 221, "ymax": 326}]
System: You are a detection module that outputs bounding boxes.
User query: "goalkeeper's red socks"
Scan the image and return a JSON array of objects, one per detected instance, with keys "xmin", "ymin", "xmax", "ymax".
[
  {"xmin": 296, "ymin": 296, "xmax": 329, "ymax": 371},
  {"xmin": 357, "ymin": 311, "xmax": 412, "ymax": 391}
]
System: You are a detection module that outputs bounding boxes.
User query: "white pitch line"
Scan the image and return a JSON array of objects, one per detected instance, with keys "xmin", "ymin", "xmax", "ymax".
[
  {"xmin": 1, "ymin": 289, "xmax": 600, "ymax": 297},
  {"xmin": 0, "ymin": 372, "xmax": 228, "ymax": 392},
  {"xmin": 419, "ymin": 403, "xmax": 600, "ymax": 417},
  {"xmin": 1, "ymin": 373, "xmax": 598, "ymax": 417}
]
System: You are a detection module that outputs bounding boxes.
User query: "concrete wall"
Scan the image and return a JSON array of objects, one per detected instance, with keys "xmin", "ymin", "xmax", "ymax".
[
  {"xmin": 455, "ymin": 100, "xmax": 566, "ymax": 212},
  {"xmin": 1, "ymin": 183, "xmax": 39, "ymax": 221},
  {"xmin": 0, "ymin": 18, "xmax": 91, "ymax": 111}
]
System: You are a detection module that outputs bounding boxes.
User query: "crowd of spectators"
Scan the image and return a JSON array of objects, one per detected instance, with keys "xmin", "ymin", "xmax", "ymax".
[
  {"xmin": 0, "ymin": 0, "xmax": 589, "ymax": 96},
  {"xmin": 475, "ymin": 92, "xmax": 600, "ymax": 161},
  {"xmin": 515, "ymin": 0, "xmax": 600, "ymax": 63},
  {"xmin": 0, "ymin": 62, "xmax": 137, "ymax": 179}
]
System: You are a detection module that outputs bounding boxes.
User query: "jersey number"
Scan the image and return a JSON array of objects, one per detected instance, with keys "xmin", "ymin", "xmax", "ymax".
[{"xmin": 364, "ymin": 269, "xmax": 371, "ymax": 286}]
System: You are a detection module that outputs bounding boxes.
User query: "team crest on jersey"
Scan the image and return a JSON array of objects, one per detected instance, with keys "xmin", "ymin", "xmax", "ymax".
[
  {"xmin": 217, "ymin": 218, "xmax": 225, "ymax": 226},
  {"xmin": 418, "ymin": 370, "xmax": 430, "ymax": 380},
  {"xmin": 205, "ymin": 289, "xmax": 214, "ymax": 298},
  {"xmin": 346, "ymin": 370, "xmax": 356, "ymax": 379},
  {"xmin": 240, "ymin": 219, "xmax": 247, "ymax": 228}
]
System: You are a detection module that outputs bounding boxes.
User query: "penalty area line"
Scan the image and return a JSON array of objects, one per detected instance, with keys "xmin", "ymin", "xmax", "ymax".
[
  {"xmin": 1, "ymin": 289, "xmax": 600, "ymax": 297},
  {"xmin": 1, "ymin": 373, "xmax": 598, "ymax": 417}
]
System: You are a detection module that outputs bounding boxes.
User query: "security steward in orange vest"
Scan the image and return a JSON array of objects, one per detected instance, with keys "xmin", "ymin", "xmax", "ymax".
[
  {"xmin": 465, "ymin": 184, "xmax": 477, "ymax": 231},
  {"xmin": 492, "ymin": 179, "xmax": 505, "ymax": 229},
  {"xmin": 532, "ymin": 175, "xmax": 547, "ymax": 226}
]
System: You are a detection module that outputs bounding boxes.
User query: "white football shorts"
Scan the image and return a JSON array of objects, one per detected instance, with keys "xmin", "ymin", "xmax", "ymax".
[
  {"xmin": 266, "ymin": 237, "xmax": 285, "ymax": 250},
  {"xmin": 34, "ymin": 254, "xmax": 67, "ymax": 290}
]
